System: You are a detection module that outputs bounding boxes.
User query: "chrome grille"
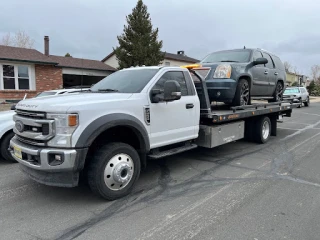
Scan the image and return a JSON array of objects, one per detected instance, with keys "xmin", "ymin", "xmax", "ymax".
[{"xmin": 13, "ymin": 109, "xmax": 55, "ymax": 146}]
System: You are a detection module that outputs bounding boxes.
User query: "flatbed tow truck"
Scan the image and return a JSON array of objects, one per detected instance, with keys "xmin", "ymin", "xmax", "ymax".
[{"xmin": 9, "ymin": 64, "xmax": 298, "ymax": 200}]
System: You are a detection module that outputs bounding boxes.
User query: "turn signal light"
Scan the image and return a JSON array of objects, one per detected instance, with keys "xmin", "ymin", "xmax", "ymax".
[
  {"xmin": 68, "ymin": 114, "xmax": 78, "ymax": 127},
  {"xmin": 180, "ymin": 64, "xmax": 202, "ymax": 69}
]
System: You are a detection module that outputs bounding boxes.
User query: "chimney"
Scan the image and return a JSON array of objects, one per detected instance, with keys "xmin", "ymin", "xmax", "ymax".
[
  {"xmin": 44, "ymin": 36, "xmax": 49, "ymax": 56},
  {"xmin": 177, "ymin": 50, "xmax": 185, "ymax": 55}
]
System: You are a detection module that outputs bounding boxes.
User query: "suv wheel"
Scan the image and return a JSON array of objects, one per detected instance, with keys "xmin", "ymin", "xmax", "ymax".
[
  {"xmin": 270, "ymin": 81, "xmax": 283, "ymax": 102},
  {"xmin": 232, "ymin": 79, "xmax": 250, "ymax": 106},
  {"xmin": 87, "ymin": 142, "xmax": 141, "ymax": 200},
  {"xmin": 304, "ymin": 97, "xmax": 310, "ymax": 107}
]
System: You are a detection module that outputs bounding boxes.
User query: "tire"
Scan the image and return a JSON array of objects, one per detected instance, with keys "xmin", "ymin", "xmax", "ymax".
[
  {"xmin": 297, "ymin": 98, "xmax": 302, "ymax": 108},
  {"xmin": 0, "ymin": 131, "xmax": 16, "ymax": 163},
  {"xmin": 304, "ymin": 97, "xmax": 310, "ymax": 107},
  {"xmin": 232, "ymin": 79, "xmax": 250, "ymax": 106},
  {"xmin": 254, "ymin": 116, "xmax": 271, "ymax": 144},
  {"xmin": 87, "ymin": 142, "xmax": 141, "ymax": 200},
  {"xmin": 270, "ymin": 81, "xmax": 283, "ymax": 102}
]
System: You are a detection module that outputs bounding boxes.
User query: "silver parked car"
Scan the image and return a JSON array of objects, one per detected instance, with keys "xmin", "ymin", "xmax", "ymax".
[{"xmin": 283, "ymin": 87, "xmax": 310, "ymax": 107}]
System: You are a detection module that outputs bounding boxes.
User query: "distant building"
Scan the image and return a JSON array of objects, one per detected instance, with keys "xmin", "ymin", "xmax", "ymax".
[
  {"xmin": 102, "ymin": 50, "xmax": 199, "ymax": 69},
  {"xmin": 285, "ymin": 71, "xmax": 308, "ymax": 87}
]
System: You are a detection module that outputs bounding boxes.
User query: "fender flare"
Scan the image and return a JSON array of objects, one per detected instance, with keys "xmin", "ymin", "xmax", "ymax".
[{"xmin": 75, "ymin": 113, "xmax": 150, "ymax": 168}]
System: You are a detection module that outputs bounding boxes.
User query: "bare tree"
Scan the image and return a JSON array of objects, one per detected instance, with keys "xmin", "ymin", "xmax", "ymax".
[
  {"xmin": 284, "ymin": 61, "xmax": 292, "ymax": 72},
  {"xmin": 292, "ymin": 66, "xmax": 300, "ymax": 75},
  {"xmin": 311, "ymin": 65, "xmax": 320, "ymax": 83},
  {"xmin": 0, "ymin": 30, "xmax": 35, "ymax": 48},
  {"xmin": 1, "ymin": 32, "xmax": 12, "ymax": 46}
]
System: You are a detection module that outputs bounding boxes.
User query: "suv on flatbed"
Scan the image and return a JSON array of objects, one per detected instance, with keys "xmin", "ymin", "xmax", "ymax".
[{"xmin": 198, "ymin": 48, "xmax": 286, "ymax": 106}]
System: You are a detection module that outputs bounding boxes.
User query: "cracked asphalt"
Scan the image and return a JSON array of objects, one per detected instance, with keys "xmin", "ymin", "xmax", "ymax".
[{"xmin": 2, "ymin": 103, "xmax": 320, "ymax": 240}]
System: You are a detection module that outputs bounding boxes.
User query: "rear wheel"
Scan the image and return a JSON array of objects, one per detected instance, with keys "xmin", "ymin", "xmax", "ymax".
[
  {"xmin": 254, "ymin": 116, "xmax": 271, "ymax": 144},
  {"xmin": 87, "ymin": 142, "xmax": 141, "ymax": 200},
  {"xmin": 232, "ymin": 79, "xmax": 250, "ymax": 106},
  {"xmin": 270, "ymin": 81, "xmax": 283, "ymax": 102},
  {"xmin": 0, "ymin": 131, "xmax": 16, "ymax": 163}
]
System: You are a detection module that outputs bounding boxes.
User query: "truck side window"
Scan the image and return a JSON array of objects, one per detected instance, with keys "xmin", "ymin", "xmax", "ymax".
[{"xmin": 153, "ymin": 71, "xmax": 189, "ymax": 96}]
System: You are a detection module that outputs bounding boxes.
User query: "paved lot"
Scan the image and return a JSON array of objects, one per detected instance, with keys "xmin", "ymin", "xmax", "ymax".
[{"xmin": 1, "ymin": 102, "xmax": 320, "ymax": 240}]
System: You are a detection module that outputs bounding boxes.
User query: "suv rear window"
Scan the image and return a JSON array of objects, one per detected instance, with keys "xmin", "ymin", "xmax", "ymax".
[
  {"xmin": 272, "ymin": 56, "xmax": 285, "ymax": 71},
  {"xmin": 201, "ymin": 49, "xmax": 251, "ymax": 63}
]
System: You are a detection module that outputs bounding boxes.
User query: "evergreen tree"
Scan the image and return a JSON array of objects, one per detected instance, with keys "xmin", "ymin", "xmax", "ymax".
[
  {"xmin": 65, "ymin": 53, "xmax": 72, "ymax": 57},
  {"xmin": 113, "ymin": 0, "xmax": 165, "ymax": 69}
]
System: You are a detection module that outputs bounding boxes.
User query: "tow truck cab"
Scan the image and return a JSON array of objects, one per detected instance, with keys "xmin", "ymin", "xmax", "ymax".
[{"xmin": 9, "ymin": 65, "xmax": 296, "ymax": 200}]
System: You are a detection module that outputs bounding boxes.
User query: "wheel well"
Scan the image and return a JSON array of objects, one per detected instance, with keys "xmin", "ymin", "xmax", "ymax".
[
  {"xmin": 239, "ymin": 76, "xmax": 252, "ymax": 88},
  {"xmin": 0, "ymin": 130, "xmax": 13, "ymax": 144},
  {"xmin": 277, "ymin": 79, "xmax": 284, "ymax": 87},
  {"xmin": 84, "ymin": 126, "xmax": 146, "ymax": 169}
]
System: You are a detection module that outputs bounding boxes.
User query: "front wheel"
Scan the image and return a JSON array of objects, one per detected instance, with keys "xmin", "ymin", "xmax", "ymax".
[
  {"xmin": 87, "ymin": 142, "xmax": 141, "ymax": 200},
  {"xmin": 304, "ymin": 97, "xmax": 310, "ymax": 107},
  {"xmin": 232, "ymin": 79, "xmax": 250, "ymax": 106}
]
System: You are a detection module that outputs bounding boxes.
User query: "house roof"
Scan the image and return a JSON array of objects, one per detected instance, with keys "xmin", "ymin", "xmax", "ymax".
[
  {"xmin": 0, "ymin": 45, "xmax": 57, "ymax": 64},
  {"xmin": 0, "ymin": 45, "xmax": 116, "ymax": 72},
  {"xmin": 49, "ymin": 55, "xmax": 116, "ymax": 72},
  {"xmin": 101, "ymin": 51, "xmax": 200, "ymax": 63}
]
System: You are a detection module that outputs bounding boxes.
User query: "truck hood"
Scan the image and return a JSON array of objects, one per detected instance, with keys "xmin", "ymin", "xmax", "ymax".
[{"xmin": 15, "ymin": 93, "xmax": 133, "ymax": 113}]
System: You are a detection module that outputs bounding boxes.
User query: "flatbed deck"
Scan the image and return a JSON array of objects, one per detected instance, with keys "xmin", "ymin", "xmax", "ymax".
[{"xmin": 201, "ymin": 101, "xmax": 298, "ymax": 124}]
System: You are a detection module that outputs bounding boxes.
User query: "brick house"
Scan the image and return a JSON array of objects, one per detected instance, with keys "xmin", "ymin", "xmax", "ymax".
[
  {"xmin": 0, "ymin": 36, "xmax": 116, "ymax": 100},
  {"xmin": 102, "ymin": 50, "xmax": 200, "ymax": 68}
]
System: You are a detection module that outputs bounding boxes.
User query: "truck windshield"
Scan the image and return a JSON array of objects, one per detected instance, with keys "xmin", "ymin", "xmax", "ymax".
[
  {"xmin": 201, "ymin": 49, "xmax": 251, "ymax": 63},
  {"xmin": 90, "ymin": 69, "xmax": 159, "ymax": 93}
]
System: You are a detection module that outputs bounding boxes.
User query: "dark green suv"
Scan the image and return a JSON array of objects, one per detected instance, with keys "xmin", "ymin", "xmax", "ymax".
[{"xmin": 197, "ymin": 48, "xmax": 287, "ymax": 106}]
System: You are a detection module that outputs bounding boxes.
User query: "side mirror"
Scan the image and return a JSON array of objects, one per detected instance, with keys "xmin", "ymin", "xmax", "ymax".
[
  {"xmin": 151, "ymin": 80, "xmax": 182, "ymax": 103},
  {"xmin": 163, "ymin": 80, "xmax": 181, "ymax": 101},
  {"xmin": 10, "ymin": 104, "xmax": 16, "ymax": 110},
  {"xmin": 253, "ymin": 57, "xmax": 268, "ymax": 65}
]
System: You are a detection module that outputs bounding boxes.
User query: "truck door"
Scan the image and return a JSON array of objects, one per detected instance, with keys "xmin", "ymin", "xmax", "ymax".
[
  {"xmin": 250, "ymin": 50, "xmax": 269, "ymax": 96},
  {"xmin": 148, "ymin": 70, "xmax": 199, "ymax": 148}
]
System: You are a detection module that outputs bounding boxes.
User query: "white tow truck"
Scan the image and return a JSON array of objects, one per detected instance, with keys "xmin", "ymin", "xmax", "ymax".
[{"xmin": 9, "ymin": 64, "xmax": 297, "ymax": 200}]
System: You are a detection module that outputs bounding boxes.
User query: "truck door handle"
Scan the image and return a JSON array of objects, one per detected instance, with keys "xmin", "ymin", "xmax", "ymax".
[
  {"xmin": 186, "ymin": 103, "xmax": 194, "ymax": 109},
  {"xmin": 274, "ymin": 72, "xmax": 278, "ymax": 75},
  {"xmin": 264, "ymin": 71, "xmax": 268, "ymax": 74}
]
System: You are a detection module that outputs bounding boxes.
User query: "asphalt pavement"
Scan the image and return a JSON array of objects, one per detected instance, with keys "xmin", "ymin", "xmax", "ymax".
[{"xmin": 1, "ymin": 102, "xmax": 320, "ymax": 240}]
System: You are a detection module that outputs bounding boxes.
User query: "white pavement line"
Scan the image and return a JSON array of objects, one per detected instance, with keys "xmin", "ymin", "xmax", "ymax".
[
  {"xmin": 281, "ymin": 117, "xmax": 320, "ymax": 141},
  {"xmin": 278, "ymin": 127, "xmax": 320, "ymax": 131},
  {"xmin": 288, "ymin": 131, "xmax": 320, "ymax": 152},
  {"xmin": 285, "ymin": 121, "xmax": 311, "ymax": 125},
  {"xmin": 302, "ymin": 112, "xmax": 320, "ymax": 117}
]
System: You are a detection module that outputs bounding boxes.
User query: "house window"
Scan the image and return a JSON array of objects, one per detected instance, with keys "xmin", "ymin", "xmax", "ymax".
[
  {"xmin": 165, "ymin": 61, "xmax": 170, "ymax": 66},
  {"xmin": 0, "ymin": 64, "xmax": 32, "ymax": 90}
]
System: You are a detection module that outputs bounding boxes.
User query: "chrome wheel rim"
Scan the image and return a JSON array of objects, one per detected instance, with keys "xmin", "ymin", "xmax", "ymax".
[
  {"xmin": 262, "ymin": 120, "xmax": 270, "ymax": 140},
  {"xmin": 276, "ymin": 83, "xmax": 283, "ymax": 101},
  {"xmin": 104, "ymin": 153, "xmax": 134, "ymax": 191},
  {"xmin": 241, "ymin": 82, "xmax": 250, "ymax": 105}
]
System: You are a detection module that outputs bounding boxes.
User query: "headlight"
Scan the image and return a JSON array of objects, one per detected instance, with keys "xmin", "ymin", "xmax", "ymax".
[
  {"xmin": 46, "ymin": 113, "xmax": 79, "ymax": 147},
  {"xmin": 213, "ymin": 64, "xmax": 232, "ymax": 78}
]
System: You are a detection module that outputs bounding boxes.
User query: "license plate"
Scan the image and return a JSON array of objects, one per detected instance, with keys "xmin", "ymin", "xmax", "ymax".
[{"xmin": 13, "ymin": 146, "xmax": 22, "ymax": 160}]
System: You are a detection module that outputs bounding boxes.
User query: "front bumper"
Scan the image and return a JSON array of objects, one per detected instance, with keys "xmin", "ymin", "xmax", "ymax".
[
  {"xmin": 9, "ymin": 137, "xmax": 88, "ymax": 187},
  {"xmin": 195, "ymin": 78, "xmax": 237, "ymax": 102},
  {"xmin": 283, "ymin": 95, "xmax": 301, "ymax": 103}
]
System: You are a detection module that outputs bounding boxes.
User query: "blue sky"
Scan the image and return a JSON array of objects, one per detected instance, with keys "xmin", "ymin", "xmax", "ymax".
[{"xmin": 1, "ymin": 0, "xmax": 319, "ymax": 75}]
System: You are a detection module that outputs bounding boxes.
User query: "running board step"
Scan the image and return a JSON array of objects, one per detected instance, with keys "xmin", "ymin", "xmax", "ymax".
[{"xmin": 148, "ymin": 144, "xmax": 198, "ymax": 159}]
